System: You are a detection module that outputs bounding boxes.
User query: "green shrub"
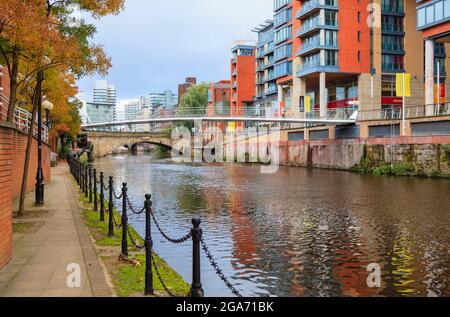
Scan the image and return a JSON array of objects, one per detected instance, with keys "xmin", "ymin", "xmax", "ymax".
[
  {"xmin": 79, "ymin": 152, "xmax": 89, "ymax": 165},
  {"xmin": 443, "ymin": 144, "xmax": 450, "ymax": 156},
  {"xmin": 373, "ymin": 163, "xmax": 416, "ymax": 177},
  {"xmin": 58, "ymin": 145, "xmax": 72, "ymax": 159}
]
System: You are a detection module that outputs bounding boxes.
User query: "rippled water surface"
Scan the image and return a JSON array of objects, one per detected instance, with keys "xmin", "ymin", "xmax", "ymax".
[{"xmin": 94, "ymin": 154, "xmax": 450, "ymax": 297}]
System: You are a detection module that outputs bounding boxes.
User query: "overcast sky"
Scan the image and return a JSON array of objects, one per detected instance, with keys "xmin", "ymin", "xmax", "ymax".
[{"xmin": 77, "ymin": 0, "xmax": 273, "ymax": 103}]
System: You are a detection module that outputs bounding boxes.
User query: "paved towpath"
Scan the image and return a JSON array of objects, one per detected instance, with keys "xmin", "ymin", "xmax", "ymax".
[{"xmin": 0, "ymin": 163, "xmax": 112, "ymax": 297}]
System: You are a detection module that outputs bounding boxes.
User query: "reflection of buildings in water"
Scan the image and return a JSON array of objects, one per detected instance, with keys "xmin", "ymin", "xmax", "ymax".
[
  {"xmin": 330, "ymin": 210, "xmax": 378, "ymax": 297},
  {"xmin": 224, "ymin": 167, "xmax": 258, "ymax": 267},
  {"xmin": 390, "ymin": 229, "xmax": 419, "ymax": 296}
]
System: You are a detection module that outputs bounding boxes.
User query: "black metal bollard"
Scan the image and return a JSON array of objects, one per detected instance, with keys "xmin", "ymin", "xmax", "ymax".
[
  {"xmin": 144, "ymin": 194, "xmax": 153, "ymax": 295},
  {"xmin": 108, "ymin": 176, "xmax": 114, "ymax": 237},
  {"xmin": 93, "ymin": 169, "xmax": 98, "ymax": 212},
  {"xmin": 189, "ymin": 218, "xmax": 204, "ymax": 297},
  {"xmin": 84, "ymin": 165, "xmax": 88, "ymax": 198},
  {"xmin": 99, "ymin": 172, "xmax": 105, "ymax": 221},
  {"xmin": 79, "ymin": 162, "xmax": 83, "ymax": 190},
  {"xmin": 120, "ymin": 183, "xmax": 128, "ymax": 259},
  {"xmin": 88, "ymin": 165, "xmax": 93, "ymax": 204},
  {"xmin": 77, "ymin": 160, "xmax": 80, "ymax": 185}
]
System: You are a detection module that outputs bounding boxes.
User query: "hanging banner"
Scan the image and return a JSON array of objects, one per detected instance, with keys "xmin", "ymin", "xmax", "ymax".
[
  {"xmin": 434, "ymin": 84, "xmax": 446, "ymax": 104},
  {"xmin": 305, "ymin": 96, "xmax": 311, "ymax": 113},
  {"xmin": 396, "ymin": 73, "xmax": 411, "ymax": 97}
]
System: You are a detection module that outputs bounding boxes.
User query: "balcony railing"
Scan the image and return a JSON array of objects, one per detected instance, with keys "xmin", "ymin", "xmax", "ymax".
[
  {"xmin": 296, "ymin": 63, "xmax": 339, "ymax": 76},
  {"xmin": 296, "ymin": 0, "xmax": 339, "ymax": 19},
  {"xmin": 297, "ymin": 41, "xmax": 338, "ymax": 56},
  {"xmin": 296, "ymin": 22, "xmax": 338, "ymax": 37}
]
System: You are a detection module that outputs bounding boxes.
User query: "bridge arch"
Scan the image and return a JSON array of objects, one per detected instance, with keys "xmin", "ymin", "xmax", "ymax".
[
  {"xmin": 85, "ymin": 131, "xmax": 174, "ymax": 158},
  {"xmin": 129, "ymin": 141, "xmax": 173, "ymax": 154}
]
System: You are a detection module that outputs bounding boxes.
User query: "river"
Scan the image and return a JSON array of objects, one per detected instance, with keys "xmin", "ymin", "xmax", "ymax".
[{"xmin": 93, "ymin": 153, "xmax": 450, "ymax": 297}]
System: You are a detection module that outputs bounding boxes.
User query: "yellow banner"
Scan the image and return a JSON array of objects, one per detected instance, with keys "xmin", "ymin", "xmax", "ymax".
[
  {"xmin": 396, "ymin": 73, "xmax": 411, "ymax": 97},
  {"xmin": 305, "ymin": 96, "xmax": 311, "ymax": 113}
]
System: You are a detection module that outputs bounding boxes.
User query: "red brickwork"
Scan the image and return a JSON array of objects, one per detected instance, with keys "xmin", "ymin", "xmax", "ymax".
[
  {"xmin": 0, "ymin": 125, "xmax": 52, "ymax": 269},
  {"xmin": 0, "ymin": 126, "xmax": 13, "ymax": 269}
]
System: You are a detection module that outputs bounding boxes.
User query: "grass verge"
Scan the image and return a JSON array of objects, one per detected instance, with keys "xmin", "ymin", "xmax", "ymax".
[{"xmin": 74, "ymin": 181, "xmax": 190, "ymax": 297}]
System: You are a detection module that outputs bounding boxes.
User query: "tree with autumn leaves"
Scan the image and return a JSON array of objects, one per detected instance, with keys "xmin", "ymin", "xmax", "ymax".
[{"xmin": 0, "ymin": 0, "xmax": 124, "ymax": 214}]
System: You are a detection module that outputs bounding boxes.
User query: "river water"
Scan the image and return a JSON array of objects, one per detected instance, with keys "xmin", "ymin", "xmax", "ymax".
[{"xmin": 93, "ymin": 153, "xmax": 450, "ymax": 297}]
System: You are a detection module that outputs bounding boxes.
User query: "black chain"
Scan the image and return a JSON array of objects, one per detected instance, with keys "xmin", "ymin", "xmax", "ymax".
[
  {"xmin": 112, "ymin": 188, "xmax": 123, "ymax": 200},
  {"xmin": 151, "ymin": 252, "xmax": 176, "ymax": 297},
  {"xmin": 126, "ymin": 196, "xmax": 145, "ymax": 214},
  {"xmin": 200, "ymin": 237, "xmax": 242, "ymax": 297},
  {"xmin": 150, "ymin": 210, "xmax": 191, "ymax": 244}
]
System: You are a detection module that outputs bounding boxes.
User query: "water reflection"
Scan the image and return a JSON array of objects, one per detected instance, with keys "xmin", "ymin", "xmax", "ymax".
[{"xmin": 94, "ymin": 153, "xmax": 450, "ymax": 297}]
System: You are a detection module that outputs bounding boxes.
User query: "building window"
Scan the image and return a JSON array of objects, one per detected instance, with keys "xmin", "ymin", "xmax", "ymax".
[
  {"xmin": 325, "ymin": 50, "xmax": 338, "ymax": 66},
  {"xmin": 324, "ymin": 10, "xmax": 338, "ymax": 26}
]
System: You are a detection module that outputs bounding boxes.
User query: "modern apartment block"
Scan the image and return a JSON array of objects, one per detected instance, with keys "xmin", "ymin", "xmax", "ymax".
[
  {"xmin": 230, "ymin": 42, "xmax": 256, "ymax": 129},
  {"xmin": 253, "ymin": 20, "xmax": 278, "ymax": 116},
  {"xmin": 86, "ymin": 80, "xmax": 117, "ymax": 124},
  {"xmin": 124, "ymin": 100, "xmax": 141, "ymax": 121},
  {"xmin": 273, "ymin": 0, "xmax": 296, "ymax": 117},
  {"xmin": 417, "ymin": 0, "xmax": 450, "ymax": 107},
  {"xmin": 142, "ymin": 90, "xmax": 178, "ymax": 110},
  {"xmin": 282, "ymin": 0, "xmax": 450, "ymax": 119}
]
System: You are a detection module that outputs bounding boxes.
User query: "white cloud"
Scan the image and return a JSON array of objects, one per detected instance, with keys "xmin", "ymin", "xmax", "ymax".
[{"xmin": 77, "ymin": 0, "xmax": 272, "ymax": 100}]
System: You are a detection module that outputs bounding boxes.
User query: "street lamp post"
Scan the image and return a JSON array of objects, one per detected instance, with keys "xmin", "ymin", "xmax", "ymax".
[{"xmin": 35, "ymin": 73, "xmax": 53, "ymax": 207}]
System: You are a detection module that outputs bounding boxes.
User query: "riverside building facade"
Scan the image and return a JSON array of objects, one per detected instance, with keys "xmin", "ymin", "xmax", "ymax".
[
  {"xmin": 230, "ymin": 41, "xmax": 256, "ymax": 130},
  {"xmin": 417, "ymin": 0, "xmax": 450, "ymax": 108},
  {"xmin": 247, "ymin": 0, "xmax": 450, "ymax": 122}
]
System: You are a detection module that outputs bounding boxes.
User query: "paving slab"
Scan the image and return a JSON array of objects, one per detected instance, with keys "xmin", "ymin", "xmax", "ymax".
[{"xmin": 0, "ymin": 163, "xmax": 113, "ymax": 297}]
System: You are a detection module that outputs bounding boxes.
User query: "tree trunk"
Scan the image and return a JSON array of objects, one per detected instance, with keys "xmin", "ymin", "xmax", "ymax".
[
  {"xmin": 7, "ymin": 47, "xmax": 19, "ymax": 123},
  {"xmin": 17, "ymin": 74, "xmax": 42, "ymax": 216}
]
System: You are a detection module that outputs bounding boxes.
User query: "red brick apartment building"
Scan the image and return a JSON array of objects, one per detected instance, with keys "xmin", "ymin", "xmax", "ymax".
[
  {"xmin": 230, "ymin": 43, "xmax": 256, "ymax": 130},
  {"xmin": 178, "ymin": 77, "xmax": 197, "ymax": 106},
  {"xmin": 207, "ymin": 80, "xmax": 231, "ymax": 132}
]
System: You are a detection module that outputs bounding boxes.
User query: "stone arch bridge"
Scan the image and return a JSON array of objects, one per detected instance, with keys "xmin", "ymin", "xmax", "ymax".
[{"xmin": 86, "ymin": 131, "xmax": 175, "ymax": 158}]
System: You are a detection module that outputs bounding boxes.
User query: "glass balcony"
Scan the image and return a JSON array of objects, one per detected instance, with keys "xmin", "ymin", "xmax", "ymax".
[
  {"xmin": 296, "ymin": 22, "xmax": 338, "ymax": 38},
  {"xmin": 296, "ymin": 0, "xmax": 339, "ymax": 19},
  {"xmin": 296, "ymin": 41, "xmax": 338, "ymax": 56},
  {"xmin": 296, "ymin": 63, "xmax": 339, "ymax": 77},
  {"xmin": 417, "ymin": 0, "xmax": 450, "ymax": 30}
]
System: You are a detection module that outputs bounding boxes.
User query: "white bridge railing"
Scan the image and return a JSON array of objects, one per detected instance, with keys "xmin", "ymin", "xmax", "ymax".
[{"xmin": 0, "ymin": 94, "xmax": 49, "ymax": 143}]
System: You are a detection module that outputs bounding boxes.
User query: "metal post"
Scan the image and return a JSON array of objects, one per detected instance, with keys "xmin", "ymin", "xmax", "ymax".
[
  {"xmin": 189, "ymin": 217, "xmax": 204, "ymax": 297},
  {"xmin": 88, "ymin": 165, "xmax": 93, "ymax": 204},
  {"xmin": 144, "ymin": 194, "xmax": 153, "ymax": 295},
  {"xmin": 84, "ymin": 165, "xmax": 88, "ymax": 198},
  {"xmin": 120, "ymin": 183, "xmax": 128, "ymax": 259},
  {"xmin": 402, "ymin": 73, "xmax": 406, "ymax": 136},
  {"xmin": 108, "ymin": 176, "xmax": 114, "ymax": 237},
  {"xmin": 93, "ymin": 169, "xmax": 98, "ymax": 212},
  {"xmin": 100, "ymin": 172, "xmax": 105, "ymax": 221},
  {"xmin": 80, "ymin": 162, "xmax": 84, "ymax": 191},
  {"xmin": 35, "ymin": 71, "xmax": 45, "ymax": 207}
]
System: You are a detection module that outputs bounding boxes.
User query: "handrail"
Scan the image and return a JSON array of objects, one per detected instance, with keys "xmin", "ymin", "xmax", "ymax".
[
  {"xmin": 0, "ymin": 100, "xmax": 49, "ymax": 143},
  {"xmin": 357, "ymin": 103, "xmax": 450, "ymax": 121}
]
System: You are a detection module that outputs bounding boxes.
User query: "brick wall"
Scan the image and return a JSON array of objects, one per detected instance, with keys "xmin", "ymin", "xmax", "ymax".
[
  {"xmin": 0, "ymin": 124, "xmax": 52, "ymax": 269},
  {"xmin": 0, "ymin": 125, "xmax": 12, "ymax": 269}
]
